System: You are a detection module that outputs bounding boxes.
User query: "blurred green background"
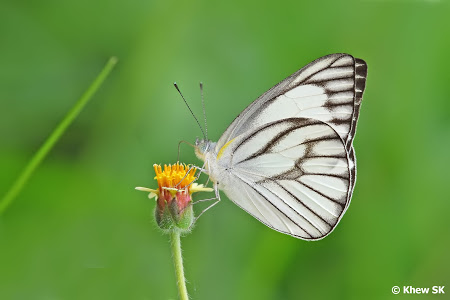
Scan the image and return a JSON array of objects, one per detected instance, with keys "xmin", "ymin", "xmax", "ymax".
[{"xmin": 1, "ymin": 0, "xmax": 449, "ymax": 299}]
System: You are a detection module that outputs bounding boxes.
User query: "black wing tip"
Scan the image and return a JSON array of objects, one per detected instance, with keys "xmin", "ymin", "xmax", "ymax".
[
  {"xmin": 354, "ymin": 58, "xmax": 368, "ymax": 100},
  {"xmin": 355, "ymin": 58, "xmax": 368, "ymax": 76}
]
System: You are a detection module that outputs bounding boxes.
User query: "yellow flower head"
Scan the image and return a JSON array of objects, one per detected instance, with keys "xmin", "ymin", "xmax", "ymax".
[
  {"xmin": 135, "ymin": 163, "xmax": 213, "ymax": 232},
  {"xmin": 136, "ymin": 163, "xmax": 212, "ymax": 198},
  {"xmin": 154, "ymin": 163, "xmax": 197, "ymax": 192}
]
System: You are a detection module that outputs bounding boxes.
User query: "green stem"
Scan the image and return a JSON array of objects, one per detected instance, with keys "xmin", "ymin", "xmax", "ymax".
[
  {"xmin": 170, "ymin": 230, "xmax": 189, "ymax": 300},
  {"xmin": 0, "ymin": 57, "xmax": 118, "ymax": 215}
]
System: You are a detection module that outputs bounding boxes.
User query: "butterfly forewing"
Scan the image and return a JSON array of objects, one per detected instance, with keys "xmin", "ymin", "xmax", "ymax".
[{"xmin": 216, "ymin": 54, "xmax": 367, "ymax": 153}]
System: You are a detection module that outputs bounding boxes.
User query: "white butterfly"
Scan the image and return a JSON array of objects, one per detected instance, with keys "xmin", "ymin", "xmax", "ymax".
[{"xmin": 194, "ymin": 53, "xmax": 367, "ymax": 240}]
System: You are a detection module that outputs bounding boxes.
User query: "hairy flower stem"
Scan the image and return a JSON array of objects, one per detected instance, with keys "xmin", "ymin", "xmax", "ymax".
[{"xmin": 170, "ymin": 230, "xmax": 189, "ymax": 300}]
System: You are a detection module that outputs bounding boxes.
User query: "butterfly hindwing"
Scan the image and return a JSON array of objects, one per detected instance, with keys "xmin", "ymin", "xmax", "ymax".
[{"xmin": 217, "ymin": 118, "xmax": 350, "ymax": 240}]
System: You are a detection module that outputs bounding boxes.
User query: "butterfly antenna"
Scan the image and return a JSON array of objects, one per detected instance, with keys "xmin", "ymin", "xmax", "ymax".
[
  {"xmin": 174, "ymin": 82, "xmax": 207, "ymax": 139},
  {"xmin": 200, "ymin": 82, "xmax": 208, "ymax": 140}
]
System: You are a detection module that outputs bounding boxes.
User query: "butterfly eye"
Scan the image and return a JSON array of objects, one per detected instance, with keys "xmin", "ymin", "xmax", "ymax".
[{"xmin": 195, "ymin": 137, "xmax": 200, "ymax": 146}]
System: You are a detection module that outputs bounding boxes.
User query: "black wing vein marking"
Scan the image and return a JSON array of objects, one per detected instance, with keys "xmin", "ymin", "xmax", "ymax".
[
  {"xmin": 233, "ymin": 119, "xmax": 338, "ymax": 165},
  {"xmin": 294, "ymin": 55, "xmax": 346, "ymax": 86},
  {"xmin": 237, "ymin": 176, "xmax": 314, "ymax": 238},
  {"xmin": 274, "ymin": 181, "xmax": 333, "ymax": 228},
  {"xmin": 295, "ymin": 179, "xmax": 345, "ymax": 207}
]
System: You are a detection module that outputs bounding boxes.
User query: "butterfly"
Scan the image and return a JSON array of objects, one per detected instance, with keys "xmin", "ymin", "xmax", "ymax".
[{"xmin": 193, "ymin": 53, "xmax": 367, "ymax": 240}]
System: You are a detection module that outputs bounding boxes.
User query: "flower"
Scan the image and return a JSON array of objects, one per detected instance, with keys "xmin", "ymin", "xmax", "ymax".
[{"xmin": 136, "ymin": 163, "xmax": 213, "ymax": 233}]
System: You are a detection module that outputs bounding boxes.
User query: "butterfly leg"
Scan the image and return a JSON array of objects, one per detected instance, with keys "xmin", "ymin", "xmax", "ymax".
[
  {"xmin": 175, "ymin": 162, "xmax": 208, "ymax": 189},
  {"xmin": 191, "ymin": 181, "xmax": 221, "ymax": 225},
  {"xmin": 174, "ymin": 164, "xmax": 203, "ymax": 188},
  {"xmin": 193, "ymin": 197, "xmax": 217, "ymax": 204},
  {"xmin": 190, "ymin": 160, "xmax": 208, "ymax": 184}
]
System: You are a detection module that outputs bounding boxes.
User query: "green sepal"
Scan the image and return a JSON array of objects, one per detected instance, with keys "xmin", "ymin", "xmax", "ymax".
[
  {"xmin": 154, "ymin": 200, "xmax": 174, "ymax": 231},
  {"xmin": 155, "ymin": 199, "xmax": 194, "ymax": 235}
]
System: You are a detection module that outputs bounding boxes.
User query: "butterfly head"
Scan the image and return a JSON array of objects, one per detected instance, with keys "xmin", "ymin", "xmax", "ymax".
[{"xmin": 194, "ymin": 138, "xmax": 213, "ymax": 161}]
